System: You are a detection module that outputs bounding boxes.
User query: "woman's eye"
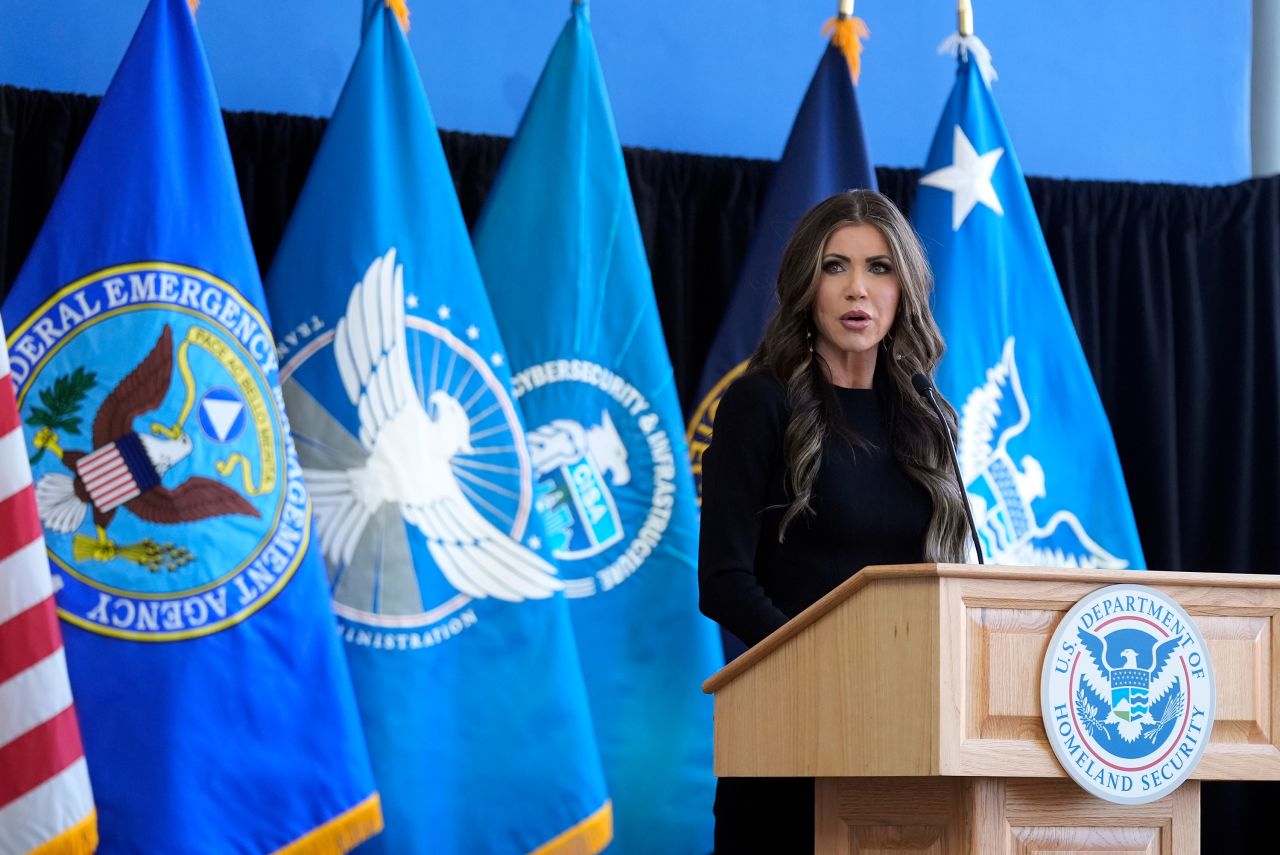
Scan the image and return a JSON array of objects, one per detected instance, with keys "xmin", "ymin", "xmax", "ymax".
[
  {"xmin": 823, "ymin": 260, "xmax": 844, "ymax": 274},
  {"xmin": 870, "ymin": 262, "xmax": 893, "ymax": 275}
]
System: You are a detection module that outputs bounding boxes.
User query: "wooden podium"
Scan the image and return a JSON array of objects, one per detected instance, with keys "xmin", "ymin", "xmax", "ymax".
[{"xmin": 702, "ymin": 564, "xmax": 1280, "ymax": 854}]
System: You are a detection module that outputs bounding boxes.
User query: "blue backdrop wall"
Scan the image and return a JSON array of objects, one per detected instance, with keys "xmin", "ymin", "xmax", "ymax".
[{"xmin": 0, "ymin": 1, "xmax": 1252, "ymax": 184}]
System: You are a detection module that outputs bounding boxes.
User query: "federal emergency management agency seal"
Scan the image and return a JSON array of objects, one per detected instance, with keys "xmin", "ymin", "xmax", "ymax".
[
  {"xmin": 1041, "ymin": 584, "xmax": 1215, "ymax": 804},
  {"xmin": 512, "ymin": 358, "xmax": 681, "ymax": 598},
  {"xmin": 7, "ymin": 263, "xmax": 306, "ymax": 641}
]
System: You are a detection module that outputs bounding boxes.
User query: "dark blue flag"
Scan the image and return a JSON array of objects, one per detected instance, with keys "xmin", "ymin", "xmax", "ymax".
[
  {"xmin": 687, "ymin": 24, "xmax": 876, "ymax": 660},
  {"xmin": 1, "ymin": 0, "xmax": 382, "ymax": 850}
]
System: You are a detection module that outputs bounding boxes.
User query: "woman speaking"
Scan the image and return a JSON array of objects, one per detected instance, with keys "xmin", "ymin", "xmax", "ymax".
[{"xmin": 698, "ymin": 190, "xmax": 971, "ymax": 851}]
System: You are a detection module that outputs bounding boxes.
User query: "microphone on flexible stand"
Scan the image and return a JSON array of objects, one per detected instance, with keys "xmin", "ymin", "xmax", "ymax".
[{"xmin": 910, "ymin": 372, "xmax": 984, "ymax": 564}]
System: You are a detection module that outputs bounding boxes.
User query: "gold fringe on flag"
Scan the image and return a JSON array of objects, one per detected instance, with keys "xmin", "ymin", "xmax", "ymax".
[
  {"xmin": 188, "ymin": 0, "xmax": 200, "ymax": 15},
  {"xmin": 530, "ymin": 800, "xmax": 614, "ymax": 855},
  {"xmin": 28, "ymin": 810, "xmax": 98, "ymax": 855},
  {"xmin": 822, "ymin": 10, "xmax": 870, "ymax": 84},
  {"xmin": 386, "ymin": 0, "xmax": 411, "ymax": 33},
  {"xmin": 272, "ymin": 794, "xmax": 384, "ymax": 855}
]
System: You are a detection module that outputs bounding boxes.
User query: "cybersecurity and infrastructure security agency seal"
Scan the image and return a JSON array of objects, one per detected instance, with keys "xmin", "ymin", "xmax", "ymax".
[
  {"xmin": 8, "ymin": 263, "xmax": 304, "ymax": 641},
  {"xmin": 513, "ymin": 358, "xmax": 680, "ymax": 599},
  {"xmin": 1041, "ymin": 584, "xmax": 1215, "ymax": 804}
]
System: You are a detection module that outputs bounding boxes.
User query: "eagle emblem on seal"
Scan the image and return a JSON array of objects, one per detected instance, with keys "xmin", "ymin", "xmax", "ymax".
[
  {"xmin": 958, "ymin": 337, "xmax": 1126, "ymax": 568},
  {"xmin": 300, "ymin": 248, "xmax": 562, "ymax": 604},
  {"xmin": 31, "ymin": 325, "xmax": 259, "ymax": 571}
]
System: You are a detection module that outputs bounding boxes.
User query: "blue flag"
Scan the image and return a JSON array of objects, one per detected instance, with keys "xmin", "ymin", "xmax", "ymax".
[
  {"xmin": 912, "ymin": 47, "xmax": 1146, "ymax": 570},
  {"xmin": 473, "ymin": 3, "xmax": 721, "ymax": 851},
  {"xmin": 689, "ymin": 39, "xmax": 876, "ymax": 485},
  {"xmin": 687, "ymin": 31, "xmax": 876, "ymax": 662},
  {"xmin": 0, "ymin": 0, "xmax": 382, "ymax": 851},
  {"xmin": 263, "ymin": 3, "xmax": 611, "ymax": 853}
]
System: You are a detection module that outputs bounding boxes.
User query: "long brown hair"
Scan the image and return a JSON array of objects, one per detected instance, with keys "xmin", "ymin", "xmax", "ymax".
[{"xmin": 748, "ymin": 189, "xmax": 970, "ymax": 562}]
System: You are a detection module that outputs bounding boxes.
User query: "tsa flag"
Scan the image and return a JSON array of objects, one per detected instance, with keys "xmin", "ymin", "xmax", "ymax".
[
  {"xmin": 911, "ymin": 44, "xmax": 1145, "ymax": 569},
  {"xmin": 0, "ymin": 0, "xmax": 382, "ymax": 851},
  {"xmin": 474, "ymin": 3, "xmax": 721, "ymax": 851},
  {"xmin": 689, "ymin": 26, "xmax": 877, "ymax": 501},
  {"xmin": 264, "ymin": 3, "xmax": 610, "ymax": 853}
]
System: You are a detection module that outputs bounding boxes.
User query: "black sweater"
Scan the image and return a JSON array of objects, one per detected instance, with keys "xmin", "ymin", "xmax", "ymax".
[{"xmin": 698, "ymin": 370, "xmax": 932, "ymax": 647}]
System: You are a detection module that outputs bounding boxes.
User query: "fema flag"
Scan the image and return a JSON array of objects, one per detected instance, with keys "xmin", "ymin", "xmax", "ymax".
[
  {"xmin": 474, "ymin": 3, "xmax": 721, "ymax": 851},
  {"xmin": 911, "ymin": 44, "xmax": 1146, "ymax": 570},
  {"xmin": 689, "ymin": 33, "xmax": 877, "ymax": 503},
  {"xmin": 0, "ymin": 0, "xmax": 382, "ymax": 851},
  {"xmin": 264, "ymin": 2, "xmax": 611, "ymax": 853}
]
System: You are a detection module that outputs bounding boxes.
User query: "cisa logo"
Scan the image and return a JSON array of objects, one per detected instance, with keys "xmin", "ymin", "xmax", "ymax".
[{"xmin": 1041, "ymin": 584, "xmax": 1215, "ymax": 804}]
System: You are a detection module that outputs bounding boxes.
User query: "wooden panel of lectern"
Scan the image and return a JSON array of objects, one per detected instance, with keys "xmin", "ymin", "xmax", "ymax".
[{"xmin": 702, "ymin": 564, "xmax": 1280, "ymax": 854}]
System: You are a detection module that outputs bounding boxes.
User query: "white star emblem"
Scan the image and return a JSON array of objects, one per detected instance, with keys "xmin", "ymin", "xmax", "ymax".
[
  {"xmin": 527, "ymin": 535, "xmax": 542, "ymax": 550},
  {"xmin": 437, "ymin": 305, "xmax": 451, "ymax": 320},
  {"xmin": 490, "ymin": 353, "xmax": 504, "ymax": 367},
  {"xmin": 466, "ymin": 325, "xmax": 480, "ymax": 341},
  {"xmin": 919, "ymin": 126, "xmax": 1005, "ymax": 231},
  {"xmin": 405, "ymin": 293, "xmax": 419, "ymax": 309}
]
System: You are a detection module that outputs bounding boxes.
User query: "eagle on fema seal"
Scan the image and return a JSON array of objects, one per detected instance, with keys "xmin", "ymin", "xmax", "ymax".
[
  {"xmin": 31, "ymin": 325, "xmax": 259, "ymax": 571},
  {"xmin": 300, "ymin": 248, "xmax": 562, "ymax": 603},
  {"xmin": 1077, "ymin": 627, "xmax": 1184, "ymax": 744}
]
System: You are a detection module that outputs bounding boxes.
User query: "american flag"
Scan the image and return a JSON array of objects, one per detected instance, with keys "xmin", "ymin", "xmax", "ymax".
[{"xmin": 0, "ymin": 318, "xmax": 97, "ymax": 855}]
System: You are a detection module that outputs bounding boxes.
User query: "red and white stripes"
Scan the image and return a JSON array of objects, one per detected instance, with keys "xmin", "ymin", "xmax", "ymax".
[{"xmin": 0, "ymin": 321, "xmax": 96, "ymax": 855}]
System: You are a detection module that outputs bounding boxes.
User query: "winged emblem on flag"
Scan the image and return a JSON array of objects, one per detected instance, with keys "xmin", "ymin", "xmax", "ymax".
[
  {"xmin": 30, "ymin": 325, "xmax": 259, "ymax": 570},
  {"xmin": 301, "ymin": 248, "xmax": 562, "ymax": 603},
  {"xmin": 1076, "ymin": 627, "xmax": 1184, "ymax": 744},
  {"xmin": 957, "ymin": 337, "xmax": 1127, "ymax": 568}
]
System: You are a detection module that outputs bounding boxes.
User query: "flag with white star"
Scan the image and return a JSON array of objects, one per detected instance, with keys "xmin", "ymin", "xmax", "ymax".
[
  {"xmin": 911, "ymin": 46, "xmax": 1146, "ymax": 571},
  {"xmin": 262, "ymin": 2, "xmax": 610, "ymax": 853}
]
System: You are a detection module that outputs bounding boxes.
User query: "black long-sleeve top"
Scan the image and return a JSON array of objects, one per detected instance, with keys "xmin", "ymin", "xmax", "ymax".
[{"xmin": 698, "ymin": 370, "xmax": 933, "ymax": 647}]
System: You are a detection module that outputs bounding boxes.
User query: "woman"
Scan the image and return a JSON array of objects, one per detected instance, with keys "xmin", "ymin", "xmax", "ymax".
[{"xmin": 698, "ymin": 189, "xmax": 971, "ymax": 852}]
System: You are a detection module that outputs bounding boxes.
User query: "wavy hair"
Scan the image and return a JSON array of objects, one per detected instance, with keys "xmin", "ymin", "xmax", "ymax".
[{"xmin": 748, "ymin": 189, "xmax": 970, "ymax": 562}]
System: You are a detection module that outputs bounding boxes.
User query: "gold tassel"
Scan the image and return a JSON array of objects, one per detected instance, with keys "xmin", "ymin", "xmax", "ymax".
[
  {"xmin": 188, "ymin": 0, "xmax": 200, "ymax": 15},
  {"xmin": 27, "ymin": 811, "xmax": 98, "ymax": 855},
  {"xmin": 386, "ymin": 0, "xmax": 411, "ymax": 33},
  {"xmin": 822, "ymin": 14, "xmax": 870, "ymax": 83}
]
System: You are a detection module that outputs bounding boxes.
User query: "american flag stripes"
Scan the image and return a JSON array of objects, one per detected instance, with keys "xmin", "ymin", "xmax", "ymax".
[{"xmin": 0, "ymin": 320, "xmax": 97, "ymax": 855}]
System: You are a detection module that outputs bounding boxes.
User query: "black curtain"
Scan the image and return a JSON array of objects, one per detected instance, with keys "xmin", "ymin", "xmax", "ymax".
[{"xmin": 3, "ymin": 84, "xmax": 1277, "ymax": 848}]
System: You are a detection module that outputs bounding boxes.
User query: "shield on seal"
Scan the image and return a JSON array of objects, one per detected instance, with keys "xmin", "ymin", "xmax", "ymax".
[{"xmin": 536, "ymin": 454, "xmax": 623, "ymax": 558}]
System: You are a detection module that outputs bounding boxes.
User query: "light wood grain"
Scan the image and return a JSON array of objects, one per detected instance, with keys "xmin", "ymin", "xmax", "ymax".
[{"xmin": 813, "ymin": 778, "xmax": 1197, "ymax": 854}]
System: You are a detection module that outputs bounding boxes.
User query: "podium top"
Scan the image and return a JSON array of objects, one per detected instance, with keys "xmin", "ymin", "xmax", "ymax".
[{"xmin": 702, "ymin": 562, "xmax": 1280, "ymax": 694}]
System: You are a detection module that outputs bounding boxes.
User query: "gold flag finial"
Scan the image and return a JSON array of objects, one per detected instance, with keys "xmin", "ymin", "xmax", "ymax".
[
  {"xmin": 958, "ymin": 0, "xmax": 974, "ymax": 37},
  {"xmin": 823, "ymin": 1, "xmax": 870, "ymax": 83},
  {"xmin": 386, "ymin": 0, "xmax": 410, "ymax": 33}
]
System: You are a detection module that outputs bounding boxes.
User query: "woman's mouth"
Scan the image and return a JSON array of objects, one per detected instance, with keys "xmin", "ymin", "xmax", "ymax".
[{"xmin": 840, "ymin": 310, "xmax": 871, "ymax": 331}]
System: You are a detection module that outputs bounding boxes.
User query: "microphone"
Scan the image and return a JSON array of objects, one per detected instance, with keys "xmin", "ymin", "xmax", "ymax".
[{"xmin": 911, "ymin": 372, "xmax": 984, "ymax": 564}]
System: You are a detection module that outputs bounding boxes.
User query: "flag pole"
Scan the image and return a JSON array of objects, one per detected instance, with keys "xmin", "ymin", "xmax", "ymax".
[
  {"xmin": 958, "ymin": 0, "xmax": 974, "ymax": 37},
  {"xmin": 838, "ymin": 0, "xmax": 854, "ymax": 19}
]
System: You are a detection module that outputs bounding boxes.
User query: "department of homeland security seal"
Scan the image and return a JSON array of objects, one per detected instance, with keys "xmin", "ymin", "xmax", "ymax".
[
  {"xmin": 280, "ymin": 249, "xmax": 555, "ymax": 651},
  {"xmin": 7, "ymin": 263, "xmax": 307, "ymax": 641},
  {"xmin": 1041, "ymin": 584, "xmax": 1215, "ymax": 804},
  {"xmin": 513, "ymin": 358, "xmax": 680, "ymax": 599}
]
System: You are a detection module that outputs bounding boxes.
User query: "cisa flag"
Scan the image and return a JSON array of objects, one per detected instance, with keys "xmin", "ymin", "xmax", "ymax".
[
  {"xmin": 911, "ymin": 42, "xmax": 1145, "ymax": 570},
  {"xmin": 474, "ymin": 2, "xmax": 721, "ymax": 851},
  {"xmin": 688, "ymin": 29, "xmax": 877, "ymax": 504},
  {"xmin": 264, "ymin": 2, "xmax": 610, "ymax": 853},
  {"xmin": 0, "ymin": 0, "xmax": 382, "ymax": 851},
  {"xmin": 0, "ymin": 314, "xmax": 96, "ymax": 855}
]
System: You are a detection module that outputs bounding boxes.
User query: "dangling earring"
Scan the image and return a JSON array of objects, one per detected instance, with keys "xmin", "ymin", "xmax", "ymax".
[{"xmin": 806, "ymin": 328, "xmax": 814, "ymax": 353}]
